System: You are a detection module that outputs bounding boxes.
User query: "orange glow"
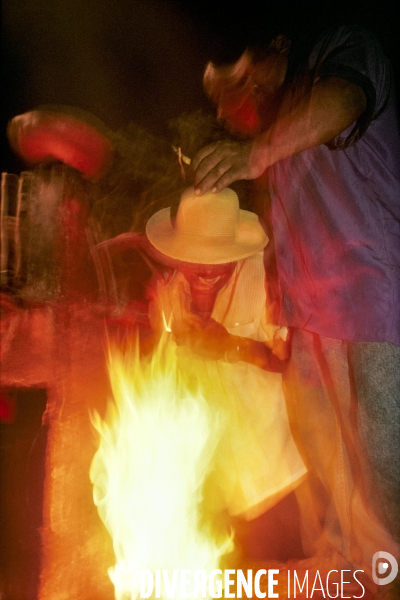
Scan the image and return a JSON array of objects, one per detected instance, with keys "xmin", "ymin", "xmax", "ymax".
[{"xmin": 89, "ymin": 332, "xmax": 234, "ymax": 599}]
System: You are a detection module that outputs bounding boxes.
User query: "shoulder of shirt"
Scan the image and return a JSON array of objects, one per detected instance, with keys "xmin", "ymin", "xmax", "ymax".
[{"xmin": 314, "ymin": 24, "xmax": 378, "ymax": 47}]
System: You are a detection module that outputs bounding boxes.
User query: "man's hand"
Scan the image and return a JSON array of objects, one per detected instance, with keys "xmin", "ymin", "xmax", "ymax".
[
  {"xmin": 192, "ymin": 139, "xmax": 266, "ymax": 196},
  {"xmin": 173, "ymin": 316, "xmax": 232, "ymax": 361},
  {"xmin": 168, "ymin": 284, "xmax": 231, "ymax": 359}
]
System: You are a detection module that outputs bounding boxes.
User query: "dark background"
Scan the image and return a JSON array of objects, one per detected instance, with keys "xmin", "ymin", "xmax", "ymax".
[
  {"xmin": 2, "ymin": 0, "xmax": 399, "ymax": 174},
  {"xmin": 0, "ymin": 3, "xmax": 398, "ymax": 596}
]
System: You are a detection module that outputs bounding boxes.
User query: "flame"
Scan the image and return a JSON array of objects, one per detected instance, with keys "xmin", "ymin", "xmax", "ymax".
[{"xmin": 90, "ymin": 333, "xmax": 234, "ymax": 599}]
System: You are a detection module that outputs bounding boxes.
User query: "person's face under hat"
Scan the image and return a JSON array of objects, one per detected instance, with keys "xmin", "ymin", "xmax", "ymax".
[{"xmin": 177, "ymin": 261, "xmax": 236, "ymax": 297}]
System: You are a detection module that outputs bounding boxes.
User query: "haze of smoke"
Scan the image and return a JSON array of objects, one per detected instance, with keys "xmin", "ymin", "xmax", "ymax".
[{"xmin": 91, "ymin": 109, "xmax": 239, "ymax": 239}]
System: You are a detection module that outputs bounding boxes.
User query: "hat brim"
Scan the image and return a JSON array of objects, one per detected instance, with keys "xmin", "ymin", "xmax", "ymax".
[{"xmin": 146, "ymin": 207, "xmax": 268, "ymax": 265}]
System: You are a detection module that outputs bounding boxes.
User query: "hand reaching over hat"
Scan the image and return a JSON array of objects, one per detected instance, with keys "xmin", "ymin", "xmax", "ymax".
[
  {"xmin": 192, "ymin": 139, "xmax": 267, "ymax": 196},
  {"xmin": 7, "ymin": 105, "xmax": 114, "ymax": 181}
]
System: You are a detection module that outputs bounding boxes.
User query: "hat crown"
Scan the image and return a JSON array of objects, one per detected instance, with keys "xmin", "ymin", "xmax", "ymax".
[
  {"xmin": 145, "ymin": 186, "xmax": 268, "ymax": 264},
  {"xmin": 176, "ymin": 187, "xmax": 239, "ymax": 238}
]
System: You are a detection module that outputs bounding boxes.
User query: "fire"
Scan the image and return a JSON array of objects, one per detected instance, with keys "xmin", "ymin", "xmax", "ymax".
[{"xmin": 90, "ymin": 332, "xmax": 234, "ymax": 600}]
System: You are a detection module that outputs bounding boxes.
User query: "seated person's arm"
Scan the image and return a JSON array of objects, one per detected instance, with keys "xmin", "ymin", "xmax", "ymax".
[
  {"xmin": 225, "ymin": 332, "xmax": 289, "ymax": 372},
  {"xmin": 174, "ymin": 316, "xmax": 289, "ymax": 373}
]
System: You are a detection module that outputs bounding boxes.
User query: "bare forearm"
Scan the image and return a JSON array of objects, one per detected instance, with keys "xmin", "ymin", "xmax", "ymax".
[
  {"xmin": 175, "ymin": 316, "xmax": 287, "ymax": 371},
  {"xmin": 252, "ymin": 76, "xmax": 367, "ymax": 170},
  {"xmin": 193, "ymin": 77, "xmax": 367, "ymax": 195},
  {"xmin": 226, "ymin": 335, "xmax": 286, "ymax": 372}
]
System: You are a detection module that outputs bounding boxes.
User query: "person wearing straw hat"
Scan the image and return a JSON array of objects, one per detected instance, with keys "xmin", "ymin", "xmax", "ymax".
[
  {"xmin": 146, "ymin": 185, "xmax": 289, "ymax": 368},
  {"xmin": 145, "ymin": 185, "xmax": 307, "ymax": 551}
]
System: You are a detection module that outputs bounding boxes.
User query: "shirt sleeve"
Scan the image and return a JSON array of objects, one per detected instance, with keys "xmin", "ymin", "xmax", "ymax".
[
  {"xmin": 309, "ymin": 25, "xmax": 392, "ymax": 149},
  {"xmin": 257, "ymin": 311, "xmax": 289, "ymax": 343}
]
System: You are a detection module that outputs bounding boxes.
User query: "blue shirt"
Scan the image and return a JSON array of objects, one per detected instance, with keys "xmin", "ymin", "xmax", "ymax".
[{"xmin": 269, "ymin": 25, "xmax": 400, "ymax": 344}]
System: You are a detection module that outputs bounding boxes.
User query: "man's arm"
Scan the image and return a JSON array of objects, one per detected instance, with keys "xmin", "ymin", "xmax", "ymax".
[
  {"xmin": 173, "ymin": 316, "xmax": 288, "ymax": 372},
  {"xmin": 192, "ymin": 76, "xmax": 367, "ymax": 195}
]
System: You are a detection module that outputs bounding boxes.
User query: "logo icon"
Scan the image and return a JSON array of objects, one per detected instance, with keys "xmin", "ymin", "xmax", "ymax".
[{"xmin": 372, "ymin": 551, "xmax": 398, "ymax": 586}]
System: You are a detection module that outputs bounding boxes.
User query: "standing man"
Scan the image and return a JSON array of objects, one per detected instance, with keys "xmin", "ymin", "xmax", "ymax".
[{"xmin": 192, "ymin": 22, "xmax": 400, "ymax": 585}]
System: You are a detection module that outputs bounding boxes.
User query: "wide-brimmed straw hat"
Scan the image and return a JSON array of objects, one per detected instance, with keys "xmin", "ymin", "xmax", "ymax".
[{"xmin": 146, "ymin": 186, "xmax": 268, "ymax": 265}]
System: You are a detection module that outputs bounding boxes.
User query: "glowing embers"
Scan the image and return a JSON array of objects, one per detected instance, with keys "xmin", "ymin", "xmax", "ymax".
[{"xmin": 90, "ymin": 333, "xmax": 233, "ymax": 600}]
